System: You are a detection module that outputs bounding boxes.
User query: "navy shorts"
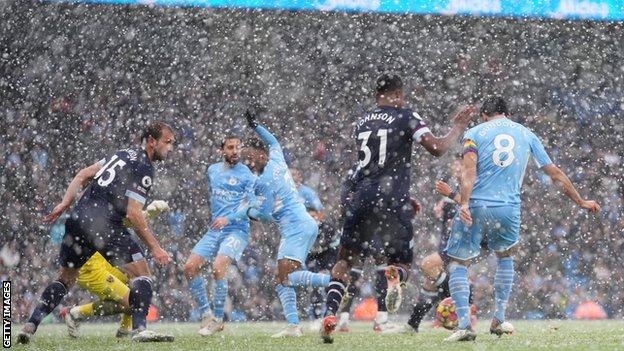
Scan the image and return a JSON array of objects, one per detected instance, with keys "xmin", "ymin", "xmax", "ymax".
[
  {"xmin": 340, "ymin": 188, "xmax": 414, "ymax": 265},
  {"xmin": 59, "ymin": 216, "xmax": 145, "ymax": 269}
]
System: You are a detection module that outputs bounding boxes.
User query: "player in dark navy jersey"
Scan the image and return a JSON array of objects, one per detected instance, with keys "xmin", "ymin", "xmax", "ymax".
[
  {"xmin": 320, "ymin": 73, "xmax": 476, "ymax": 343},
  {"xmin": 18, "ymin": 122, "xmax": 175, "ymax": 344}
]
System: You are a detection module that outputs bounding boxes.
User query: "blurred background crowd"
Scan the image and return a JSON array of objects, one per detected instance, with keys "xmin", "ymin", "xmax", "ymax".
[{"xmin": 1, "ymin": 0, "xmax": 623, "ymax": 324}]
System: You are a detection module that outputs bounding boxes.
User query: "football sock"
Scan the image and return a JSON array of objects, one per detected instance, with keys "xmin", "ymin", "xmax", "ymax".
[
  {"xmin": 276, "ymin": 284, "xmax": 299, "ymax": 325},
  {"xmin": 375, "ymin": 270, "xmax": 388, "ymax": 312},
  {"xmin": 339, "ymin": 312, "xmax": 350, "ymax": 325},
  {"xmin": 407, "ymin": 289, "xmax": 440, "ymax": 330},
  {"xmin": 436, "ymin": 271, "xmax": 451, "ymax": 298},
  {"xmin": 92, "ymin": 300, "xmax": 126, "ymax": 316},
  {"xmin": 129, "ymin": 276, "xmax": 153, "ymax": 331},
  {"xmin": 325, "ymin": 280, "xmax": 347, "ymax": 316},
  {"xmin": 212, "ymin": 279, "xmax": 228, "ymax": 320},
  {"xmin": 396, "ymin": 266, "xmax": 408, "ymax": 283},
  {"xmin": 120, "ymin": 313, "xmax": 133, "ymax": 331},
  {"xmin": 448, "ymin": 264, "xmax": 471, "ymax": 330},
  {"xmin": 188, "ymin": 276, "xmax": 210, "ymax": 316},
  {"xmin": 340, "ymin": 269, "xmax": 362, "ymax": 312},
  {"xmin": 28, "ymin": 280, "xmax": 67, "ymax": 329},
  {"xmin": 494, "ymin": 256, "xmax": 514, "ymax": 322},
  {"xmin": 76, "ymin": 303, "xmax": 94, "ymax": 317},
  {"xmin": 287, "ymin": 271, "xmax": 330, "ymax": 288}
]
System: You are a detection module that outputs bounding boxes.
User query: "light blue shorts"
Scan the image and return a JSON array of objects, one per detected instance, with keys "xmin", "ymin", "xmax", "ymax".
[
  {"xmin": 277, "ymin": 219, "xmax": 319, "ymax": 264},
  {"xmin": 191, "ymin": 229, "xmax": 249, "ymax": 262},
  {"xmin": 445, "ymin": 205, "xmax": 520, "ymax": 261}
]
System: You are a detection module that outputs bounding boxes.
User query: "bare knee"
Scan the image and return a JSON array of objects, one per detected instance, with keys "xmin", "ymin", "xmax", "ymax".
[
  {"xmin": 276, "ymin": 259, "xmax": 300, "ymax": 285},
  {"xmin": 212, "ymin": 255, "xmax": 231, "ymax": 280},
  {"xmin": 58, "ymin": 268, "xmax": 79, "ymax": 289},
  {"xmin": 183, "ymin": 254, "xmax": 205, "ymax": 280},
  {"xmin": 496, "ymin": 246, "xmax": 518, "ymax": 258}
]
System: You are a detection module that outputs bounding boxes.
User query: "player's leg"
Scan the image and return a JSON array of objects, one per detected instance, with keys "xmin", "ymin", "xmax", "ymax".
[
  {"xmin": 184, "ymin": 230, "xmax": 218, "ymax": 333},
  {"xmin": 489, "ymin": 206, "xmax": 520, "ymax": 336},
  {"xmin": 443, "ymin": 212, "xmax": 483, "ymax": 342},
  {"xmin": 199, "ymin": 231, "xmax": 247, "ymax": 336},
  {"xmin": 17, "ymin": 266, "xmax": 80, "ymax": 344},
  {"xmin": 337, "ymin": 268, "xmax": 362, "ymax": 332},
  {"xmin": 66, "ymin": 253, "xmax": 131, "ymax": 337},
  {"xmin": 320, "ymin": 201, "xmax": 365, "ymax": 343},
  {"xmin": 382, "ymin": 206, "xmax": 413, "ymax": 314},
  {"xmin": 272, "ymin": 258, "xmax": 305, "ymax": 338},
  {"xmin": 285, "ymin": 223, "xmax": 330, "ymax": 289},
  {"xmin": 106, "ymin": 231, "xmax": 172, "ymax": 341},
  {"xmin": 18, "ymin": 222, "xmax": 90, "ymax": 344},
  {"xmin": 404, "ymin": 252, "xmax": 447, "ymax": 332}
]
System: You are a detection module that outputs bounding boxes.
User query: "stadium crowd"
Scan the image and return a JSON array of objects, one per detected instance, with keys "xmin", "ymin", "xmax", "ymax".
[{"xmin": 2, "ymin": 0, "xmax": 623, "ymax": 324}]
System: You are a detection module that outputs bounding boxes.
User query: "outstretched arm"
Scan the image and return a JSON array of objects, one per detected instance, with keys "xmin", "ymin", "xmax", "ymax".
[
  {"xmin": 43, "ymin": 161, "xmax": 102, "ymax": 224},
  {"xmin": 254, "ymin": 124, "xmax": 280, "ymax": 147},
  {"xmin": 420, "ymin": 105, "xmax": 476, "ymax": 157},
  {"xmin": 541, "ymin": 164, "xmax": 600, "ymax": 213}
]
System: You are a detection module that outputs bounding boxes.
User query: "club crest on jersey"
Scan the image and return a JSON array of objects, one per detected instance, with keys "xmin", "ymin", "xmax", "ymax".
[
  {"xmin": 142, "ymin": 176, "xmax": 152, "ymax": 188},
  {"xmin": 228, "ymin": 177, "xmax": 238, "ymax": 186}
]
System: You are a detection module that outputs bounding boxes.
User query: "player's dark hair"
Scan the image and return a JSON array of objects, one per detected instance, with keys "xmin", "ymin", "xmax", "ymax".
[
  {"xmin": 376, "ymin": 73, "xmax": 403, "ymax": 96},
  {"xmin": 246, "ymin": 136, "xmax": 268, "ymax": 154},
  {"xmin": 141, "ymin": 122, "xmax": 173, "ymax": 143},
  {"xmin": 221, "ymin": 134, "xmax": 241, "ymax": 149},
  {"xmin": 480, "ymin": 96, "xmax": 508, "ymax": 116}
]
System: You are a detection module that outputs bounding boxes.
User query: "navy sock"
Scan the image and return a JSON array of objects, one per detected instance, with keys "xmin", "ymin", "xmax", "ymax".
[
  {"xmin": 407, "ymin": 290, "xmax": 440, "ymax": 330},
  {"xmin": 375, "ymin": 270, "xmax": 388, "ymax": 312},
  {"xmin": 325, "ymin": 280, "xmax": 347, "ymax": 316},
  {"xmin": 28, "ymin": 280, "xmax": 68, "ymax": 328},
  {"xmin": 129, "ymin": 277, "xmax": 153, "ymax": 331}
]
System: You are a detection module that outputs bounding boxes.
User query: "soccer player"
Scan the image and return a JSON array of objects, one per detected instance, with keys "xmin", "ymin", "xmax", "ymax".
[
  {"xmin": 290, "ymin": 167, "xmax": 324, "ymax": 220},
  {"xmin": 384, "ymin": 159, "xmax": 480, "ymax": 334},
  {"xmin": 62, "ymin": 200, "xmax": 170, "ymax": 338},
  {"xmin": 444, "ymin": 96, "xmax": 600, "ymax": 342},
  {"xmin": 319, "ymin": 73, "xmax": 475, "ymax": 343},
  {"xmin": 182, "ymin": 135, "xmax": 256, "ymax": 336},
  {"xmin": 17, "ymin": 122, "xmax": 175, "ymax": 344},
  {"xmin": 212, "ymin": 111, "xmax": 330, "ymax": 338}
]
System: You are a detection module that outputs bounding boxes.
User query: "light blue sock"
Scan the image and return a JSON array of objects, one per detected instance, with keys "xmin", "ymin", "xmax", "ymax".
[
  {"xmin": 188, "ymin": 276, "xmax": 210, "ymax": 316},
  {"xmin": 276, "ymin": 284, "xmax": 299, "ymax": 325},
  {"xmin": 212, "ymin": 279, "xmax": 228, "ymax": 319},
  {"xmin": 449, "ymin": 264, "xmax": 471, "ymax": 330},
  {"xmin": 494, "ymin": 257, "xmax": 514, "ymax": 322},
  {"xmin": 287, "ymin": 270, "xmax": 330, "ymax": 288}
]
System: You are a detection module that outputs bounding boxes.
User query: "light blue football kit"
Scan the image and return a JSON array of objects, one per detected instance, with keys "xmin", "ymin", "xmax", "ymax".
[
  {"xmin": 298, "ymin": 184, "xmax": 323, "ymax": 212},
  {"xmin": 188, "ymin": 161, "xmax": 256, "ymax": 320},
  {"xmin": 445, "ymin": 117, "xmax": 553, "ymax": 260},
  {"xmin": 445, "ymin": 117, "xmax": 553, "ymax": 330},
  {"xmin": 227, "ymin": 124, "xmax": 328, "ymax": 326}
]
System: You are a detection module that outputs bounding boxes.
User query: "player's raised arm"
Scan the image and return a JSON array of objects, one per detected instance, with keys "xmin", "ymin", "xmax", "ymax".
[
  {"xmin": 541, "ymin": 165, "xmax": 600, "ymax": 213},
  {"xmin": 126, "ymin": 198, "xmax": 171, "ymax": 265},
  {"xmin": 43, "ymin": 161, "xmax": 102, "ymax": 224},
  {"xmin": 528, "ymin": 131, "xmax": 599, "ymax": 213},
  {"xmin": 419, "ymin": 105, "xmax": 476, "ymax": 157},
  {"xmin": 246, "ymin": 110, "xmax": 279, "ymax": 147}
]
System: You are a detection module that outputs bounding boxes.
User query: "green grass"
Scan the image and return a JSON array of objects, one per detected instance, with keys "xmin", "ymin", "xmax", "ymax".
[{"xmin": 12, "ymin": 320, "xmax": 624, "ymax": 351}]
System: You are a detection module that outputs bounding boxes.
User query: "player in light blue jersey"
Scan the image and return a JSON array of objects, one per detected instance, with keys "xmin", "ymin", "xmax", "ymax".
[
  {"xmin": 445, "ymin": 97, "xmax": 600, "ymax": 342},
  {"xmin": 212, "ymin": 111, "xmax": 330, "ymax": 338},
  {"xmin": 290, "ymin": 167, "xmax": 324, "ymax": 216},
  {"xmin": 182, "ymin": 135, "xmax": 256, "ymax": 336}
]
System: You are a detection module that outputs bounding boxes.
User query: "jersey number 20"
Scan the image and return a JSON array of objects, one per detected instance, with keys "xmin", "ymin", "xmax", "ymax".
[
  {"xmin": 492, "ymin": 134, "xmax": 515, "ymax": 168},
  {"xmin": 95, "ymin": 155, "xmax": 127, "ymax": 187}
]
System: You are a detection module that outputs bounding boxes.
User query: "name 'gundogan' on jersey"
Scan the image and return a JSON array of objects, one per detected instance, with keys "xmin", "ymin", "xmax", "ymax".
[{"xmin": 351, "ymin": 106, "xmax": 430, "ymax": 200}]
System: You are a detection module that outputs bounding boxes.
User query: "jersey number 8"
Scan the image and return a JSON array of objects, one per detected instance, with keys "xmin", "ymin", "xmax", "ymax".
[{"xmin": 492, "ymin": 134, "xmax": 515, "ymax": 168}]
